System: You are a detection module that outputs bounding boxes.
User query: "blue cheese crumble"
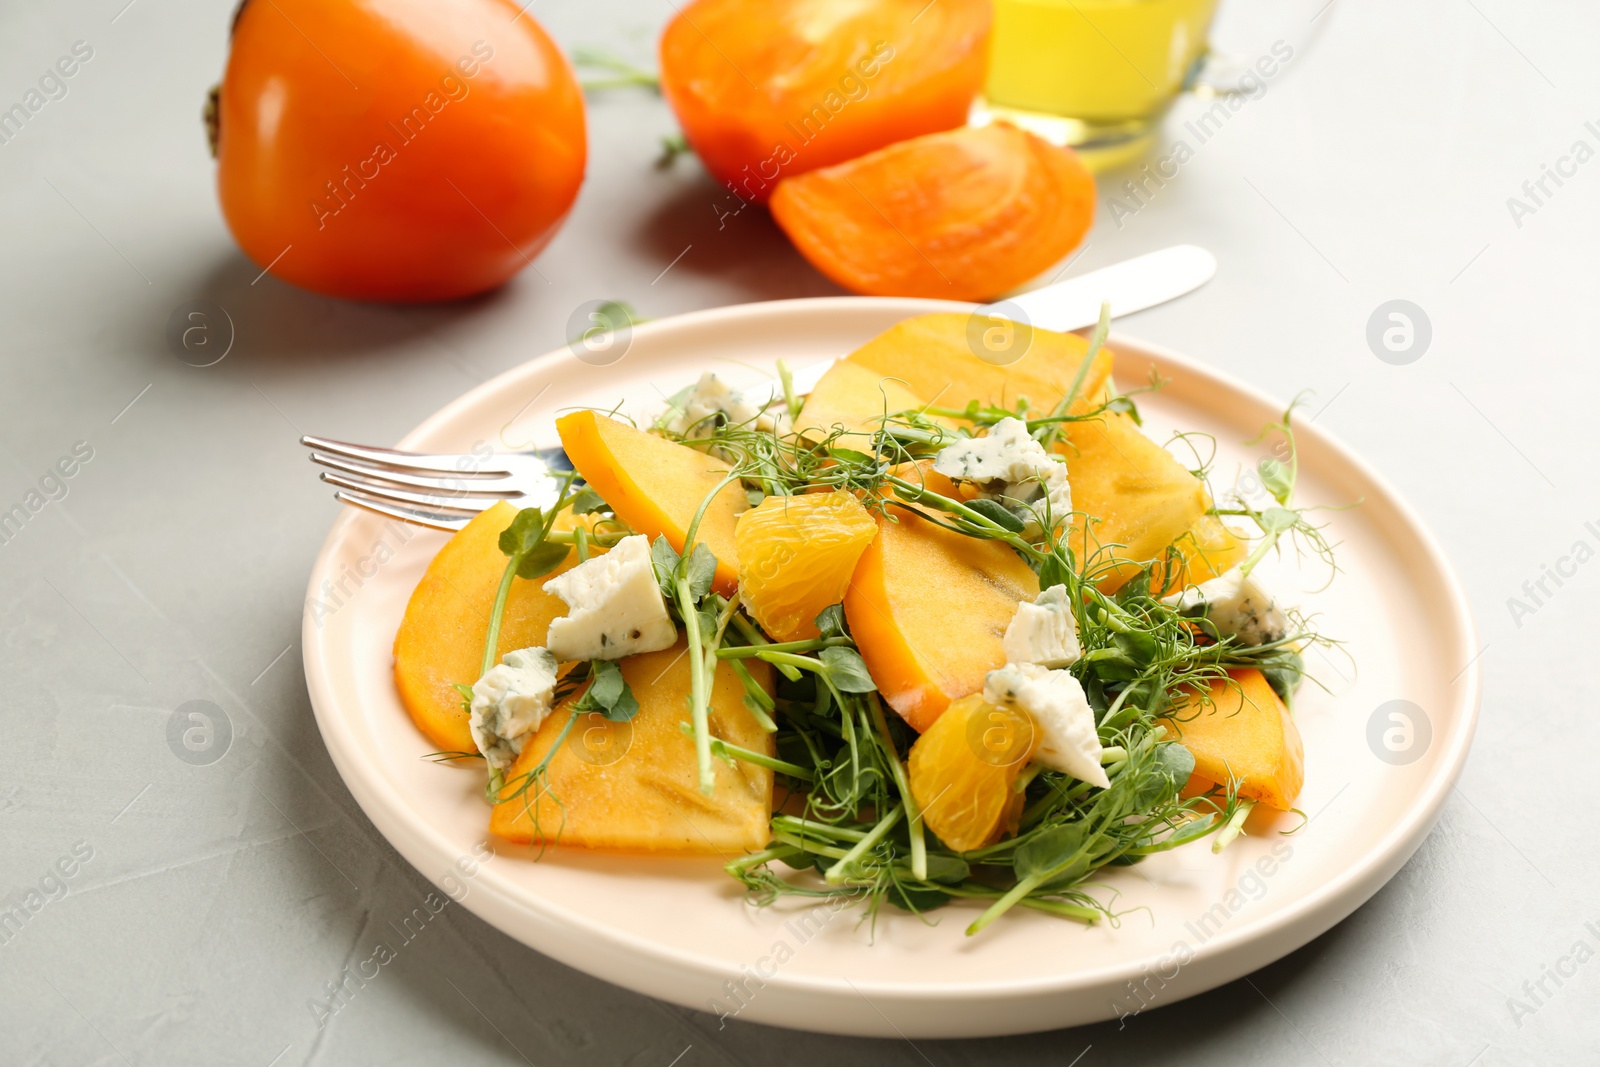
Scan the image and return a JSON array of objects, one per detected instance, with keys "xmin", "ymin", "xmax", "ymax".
[
  {"xmin": 542, "ymin": 534, "xmax": 678, "ymax": 662},
  {"xmin": 931, "ymin": 417, "xmax": 1072, "ymax": 528},
  {"xmin": 469, "ymin": 646, "xmax": 559, "ymax": 771}
]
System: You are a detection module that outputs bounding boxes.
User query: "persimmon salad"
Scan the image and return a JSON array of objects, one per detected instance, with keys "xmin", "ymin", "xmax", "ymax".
[{"xmin": 392, "ymin": 310, "xmax": 1336, "ymax": 935}]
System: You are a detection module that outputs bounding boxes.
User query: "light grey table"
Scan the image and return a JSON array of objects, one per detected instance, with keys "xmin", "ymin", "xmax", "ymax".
[{"xmin": 2, "ymin": 0, "xmax": 1595, "ymax": 1063}]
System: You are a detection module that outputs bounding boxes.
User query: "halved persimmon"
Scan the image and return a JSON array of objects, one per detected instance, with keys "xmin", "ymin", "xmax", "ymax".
[
  {"xmin": 659, "ymin": 0, "xmax": 991, "ymax": 204},
  {"xmin": 769, "ymin": 123, "xmax": 1096, "ymax": 300}
]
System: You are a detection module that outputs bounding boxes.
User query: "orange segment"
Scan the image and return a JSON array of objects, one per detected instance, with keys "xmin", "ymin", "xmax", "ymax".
[
  {"xmin": 909, "ymin": 693, "xmax": 1038, "ymax": 852},
  {"xmin": 735, "ymin": 491, "xmax": 878, "ymax": 641},
  {"xmin": 1160, "ymin": 668, "xmax": 1305, "ymax": 811},
  {"xmin": 556, "ymin": 409, "xmax": 747, "ymax": 595}
]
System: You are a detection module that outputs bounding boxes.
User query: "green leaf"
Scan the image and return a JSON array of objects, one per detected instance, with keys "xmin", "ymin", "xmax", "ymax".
[
  {"xmin": 1113, "ymin": 630, "xmax": 1159, "ymax": 666},
  {"xmin": 573, "ymin": 659, "xmax": 640, "ymax": 722},
  {"xmin": 497, "ymin": 507, "xmax": 546, "ymax": 558},
  {"xmin": 1260, "ymin": 506, "xmax": 1299, "ymax": 533},
  {"xmin": 1107, "ymin": 394, "xmax": 1142, "ymax": 426},
  {"xmin": 1038, "ymin": 552, "xmax": 1072, "ymax": 593},
  {"xmin": 1132, "ymin": 743, "xmax": 1195, "ymax": 809},
  {"xmin": 965, "ymin": 497, "xmax": 1025, "ymax": 532},
  {"xmin": 829, "ymin": 447, "xmax": 874, "ymax": 464},
  {"xmin": 1014, "ymin": 822, "xmax": 1086, "ymax": 882},
  {"xmin": 650, "ymin": 536, "xmax": 680, "ymax": 596},
  {"xmin": 453, "ymin": 682, "xmax": 475, "ymax": 712},
  {"xmin": 814, "ymin": 604, "xmax": 847, "ymax": 639},
  {"xmin": 684, "ymin": 543, "xmax": 719, "ymax": 602},
  {"xmin": 819, "ymin": 646, "xmax": 877, "ymax": 693},
  {"xmin": 515, "ymin": 540, "xmax": 571, "ymax": 580},
  {"xmin": 569, "ymin": 487, "xmax": 608, "ymax": 515},
  {"xmin": 921, "ymin": 853, "xmax": 970, "ymax": 884},
  {"xmin": 886, "ymin": 884, "xmax": 951, "ymax": 912},
  {"xmin": 1262, "ymin": 651, "xmax": 1305, "ymax": 706},
  {"xmin": 1258, "ymin": 458, "xmax": 1294, "ymax": 505}
]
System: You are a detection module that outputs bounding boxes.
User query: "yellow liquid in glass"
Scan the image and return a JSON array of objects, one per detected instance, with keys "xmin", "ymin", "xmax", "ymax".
[{"xmin": 986, "ymin": 0, "xmax": 1219, "ymax": 122}]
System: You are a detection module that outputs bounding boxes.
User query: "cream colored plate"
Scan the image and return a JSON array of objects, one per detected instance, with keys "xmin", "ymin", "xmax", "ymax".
[{"xmin": 302, "ymin": 297, "xmax": 1478, "ymax": 1038}]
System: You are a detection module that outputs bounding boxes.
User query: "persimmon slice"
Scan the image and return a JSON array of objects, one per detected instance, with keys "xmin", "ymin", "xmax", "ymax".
[
  {"xmin": 769, "ymin": 123, "xmax": 1096, "ymax": 300},
  {"xmin": 659, "ymin": 0, "xmax": 991, "ymax": 203}
]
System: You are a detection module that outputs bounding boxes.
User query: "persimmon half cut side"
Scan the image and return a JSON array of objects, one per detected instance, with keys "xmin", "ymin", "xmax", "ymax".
[
  {"xmin": 659, "ymin": 0, "xmax": 991, "ymax": 204},
  {"xmin": 769, "ymin": 123, "xmax": 1096, "ymax": 301}
]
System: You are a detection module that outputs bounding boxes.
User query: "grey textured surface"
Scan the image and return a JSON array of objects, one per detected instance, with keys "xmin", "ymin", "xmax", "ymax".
[{"xmin": 1, "ymin": 0, "xmax": 1595, "ymax": 1064}]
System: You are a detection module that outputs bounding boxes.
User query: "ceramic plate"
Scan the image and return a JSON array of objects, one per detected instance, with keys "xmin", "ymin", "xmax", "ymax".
[{"xmin": 301, "ymin": 297, "xmax": 1478, "ymax": 1038}]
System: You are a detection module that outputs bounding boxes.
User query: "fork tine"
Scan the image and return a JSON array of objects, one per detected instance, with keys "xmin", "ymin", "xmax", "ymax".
[
  {"xmin": 331, "ymin": 489, "xmax": 472, "ymax": 532},
  {"xmin": 300, "ymin": 434, "xmax": 517, "ymax": 476},
  {"xmin": 308, "ymin": 451, "xmax": 523, "ymax": 495},
  {"xmin": 319, "ymin": 472, "xmax": 497, "ymax": 516}
]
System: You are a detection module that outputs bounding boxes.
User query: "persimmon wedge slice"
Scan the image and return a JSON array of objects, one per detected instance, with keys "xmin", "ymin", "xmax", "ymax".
[
  {"xmin": 1160, "ymin": 669, "xmax": 1305, "ymax": 811},
  {"xmin": 659, "ymin": 0, "xmax": 991, "ymax": 203},
  {"xmin": 845, "ymin": 312, "xmax": 1113, "ymax": 419},
  {"xmin": 490, "ymin": 639, "xmax": 775, "ymax": 852},
  {"xmin": 556, "ymin": 410, "xmax": 747, "ymax": 596},
  {"xmin": 844, "ymin": 466, "xmax": 1039, "ymax": 733},
  {"xmin": 393, "ymin": 501, "xmax": 579, "ymax": 753},
  {"xmin": 770, "ymin": 123, "xmax": 1096, "ymax": 300}
]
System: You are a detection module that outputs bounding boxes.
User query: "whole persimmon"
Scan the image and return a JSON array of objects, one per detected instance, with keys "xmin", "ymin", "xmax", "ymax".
[
  {"xmin": 213, "ymin": 0, "xmax": 585, "ymax": 301},
  {"xmin": 659, "ymin": 0, "xmax": 991, "ymax": 204}
]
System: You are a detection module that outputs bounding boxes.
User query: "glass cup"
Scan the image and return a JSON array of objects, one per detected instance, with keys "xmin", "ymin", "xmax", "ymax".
[{"xmin": 978, "ymin": 0, "xmax": 1226, "ymax": 168}]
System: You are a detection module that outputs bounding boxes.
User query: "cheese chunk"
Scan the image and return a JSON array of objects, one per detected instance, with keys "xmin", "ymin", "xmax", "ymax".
[
  {"xmin": 543, "ymin": 534, "xmax": 679, "ymax": 661},
  {"xmin": 932, "ymin": 417, "xmax": 1071, "ymax": 528},
  {"xmin": 469, "ymin": 647, "xmax": 558, "ymax": 771},
  {"xmin": 1003, "ymin": 584, "xmax": 1082, "ymax": 668},
  {"xmin": 666, "ymin": 372, "xmax": 792, "ymax": 438},
  {"xmin": 984, "ymin": 662, "xmax": 1109, "ymax": 788},
  {"xmin": 1163, "ymin": 565, "xmax": 1289, "ymax": 647}
]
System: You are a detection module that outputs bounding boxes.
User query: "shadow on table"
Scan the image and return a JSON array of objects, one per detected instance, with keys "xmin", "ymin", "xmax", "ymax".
[{"xmin": 632, "ymin": 172, "xmax": 845, "ymax": 304}]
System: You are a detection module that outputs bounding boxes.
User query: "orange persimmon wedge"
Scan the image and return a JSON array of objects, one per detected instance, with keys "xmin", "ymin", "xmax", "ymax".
[
  {"xmin": 556, "ymin": 410, "xmax": 746, "ymax": 596},
  {"xmin": 1059, "ymin": 410, "xmax": 1208, "ymax": 592},
  {"xmin": 770, "ymin": 123, "xmax": 1096, "ymax": 300},
  {"xmin": 1151, "ymin": 513, "xmax": 1250, "ymax": 595},
  {"xmin": 393, "ymin": 501, "xmax": 578, "ymax": 754},
  {"xmin": 845, "ymin": 312, "xmax": 1113, "ymax": 420},
  {"xmin": 844, "ymin": 467, "xmax": 1039, "ymax": 733},
  {"xmin": 659, "ymin": 0, "xmax": 991, "ymax": 204},
  {"xmin": 796, "ymin": 360, "xmax": 943, "ymax": 443},
  {"xmin": 1161, "ymin": 669, "xmax": 1305, "ymax": 811},
  {"xmin": 490, "ymin": 639, "xmax": 774, "ymax": 852}
]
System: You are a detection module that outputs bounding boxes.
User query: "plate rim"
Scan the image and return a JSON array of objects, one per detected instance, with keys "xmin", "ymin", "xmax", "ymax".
[{"xmin": 301, "ymin": 295, "xmax": 1480, "ymax": 1022}]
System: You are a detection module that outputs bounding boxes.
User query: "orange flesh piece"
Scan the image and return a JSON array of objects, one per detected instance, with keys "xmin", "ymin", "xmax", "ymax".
[
  {"xmin": 844, "ymin": 468, "xmax": 1039, "ymax": 733},
  {"xmin": 1058, "ymin": 410, "xmax": 1209, "ymax": 592},
  {"xmin": 556, "ymin": 410, "xmax": 746, "ymax": 595},
  {"xmin": 1161, "ymin": 668, "xmax": 1305, "ymax": 811},
  {"xmin": 735, "ymin": 490, "xmax": 879, "ymax": 642},
  {"xmin": 795, "ymin": 360, "xmax": 949, "ymax": 442},
  {"xmin": 844, "ymin": 312, "xmax": 1113, "ymax": 420},
  {"xmin": 908, "ymin": 693, "xmax": 1037, "ymax": 852},
  {"xmin": 769, "ymin": 124, "xmax": 1095, "ymax": 300},
  {"xmin": 392, "ymin": 501, "xmax": 577, "ymax": 754},
  {"xmin": 489, "ymin": 639, "xmax": 774, "ymax": 853}
]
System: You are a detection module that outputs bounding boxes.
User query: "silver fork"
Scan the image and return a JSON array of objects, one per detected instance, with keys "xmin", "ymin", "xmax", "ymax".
[{"xmin": 302, "ymin": 435, "xmax": 568, "ymax": 531}]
